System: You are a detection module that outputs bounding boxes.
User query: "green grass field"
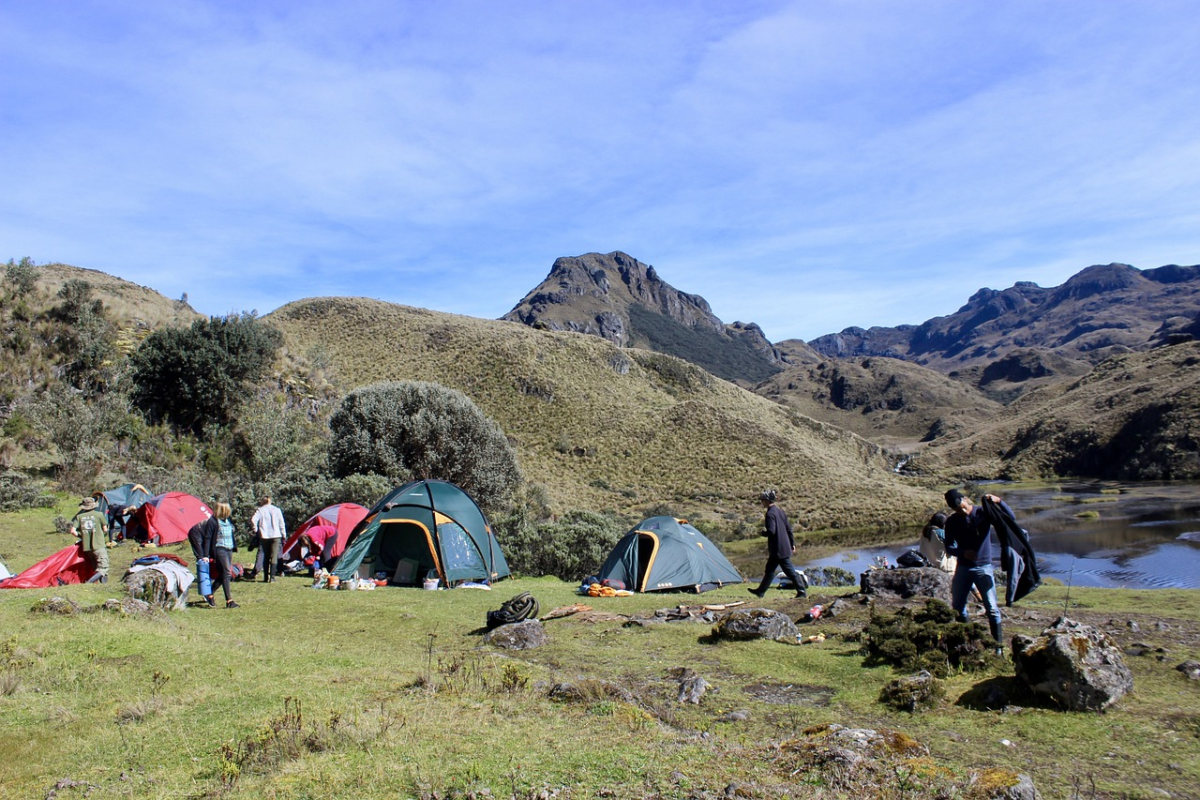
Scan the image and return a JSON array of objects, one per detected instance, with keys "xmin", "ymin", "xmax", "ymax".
[{"xmin": 2, "ymin": 503, "xmax": 1199, "ymax": 799}]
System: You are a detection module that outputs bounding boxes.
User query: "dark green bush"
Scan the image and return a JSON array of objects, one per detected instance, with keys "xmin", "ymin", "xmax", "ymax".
[
  {"xmin": 130, "ymin": 313, "xmax": 282, "ymax": 436},
  {"xmin": 501, "ymin": 509, "xmax": 627, "ymax": 580},
  {"xmin": 0, "ymin": 471, "xmax": 56, "ymax": 512},
  {"xmin": 862, "ymin": 599, "xmax": 1000, "ymax": 677},
  {"xmin": 328, "ymin": 381, "xmax": 520, "ymax": 513}
]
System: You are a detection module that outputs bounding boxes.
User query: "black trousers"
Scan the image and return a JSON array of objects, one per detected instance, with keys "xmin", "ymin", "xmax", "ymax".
[{"xmin": 755, "ymin": 555, "xmax": 806, "ymax": 595}]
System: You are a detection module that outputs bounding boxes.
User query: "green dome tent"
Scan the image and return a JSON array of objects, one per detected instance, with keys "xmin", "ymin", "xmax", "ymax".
[
  {"xmin": 597, "ymin": 516, "xmax": 744, "ymax": 593},
  {"xmin": 332, "ymin": 480, "xmax": 510, "ymax": 587}
]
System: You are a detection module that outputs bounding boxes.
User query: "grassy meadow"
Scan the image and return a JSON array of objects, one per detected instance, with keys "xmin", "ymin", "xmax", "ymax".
[{"xmin": 3, "ymin": 503, "xmax": 1200, "ymax": 799}]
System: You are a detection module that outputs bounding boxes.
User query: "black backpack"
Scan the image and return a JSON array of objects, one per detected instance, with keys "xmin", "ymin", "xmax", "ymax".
[{"xmin": 486, "ymin": 591, "xmax": 539, "ymax": 629}]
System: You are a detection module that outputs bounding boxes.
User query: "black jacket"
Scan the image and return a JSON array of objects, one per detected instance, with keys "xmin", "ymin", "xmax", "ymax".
[
  {"xmin": 981, "ymin": 496, "xmax": 1041, "ymax": 605},
  {"xmin": 188, "ymin": 517, "xmax": 220, "ymax": 562}
]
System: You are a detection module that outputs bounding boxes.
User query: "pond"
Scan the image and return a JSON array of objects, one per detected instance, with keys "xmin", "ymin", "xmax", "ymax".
[{"xmin": 801, "ymin": 481, "xmax": 1200, "ymax": 590}]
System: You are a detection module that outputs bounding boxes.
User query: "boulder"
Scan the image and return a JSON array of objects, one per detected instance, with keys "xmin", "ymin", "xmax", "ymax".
[
  {"xmin": 484, "ymin": 619, "xmax": 548, "ymax": 650},
  {"xmin": 879, "ymin": 670, "xmax": 944, "ymax": 712},
  {"xmin": 711, "ymin": 608, "xmax": 798, "ymax": 642},
  {"xmin": 859, "ymin": 567, "xmax": 952, "ymax": 600},
  {"xmin": 1176, "ymin": 660, "xmax": 1200, "ymax": 681},
  {"xmin": 1012, "ymin": 617, "xmax": 1133, "ymax": 711}
]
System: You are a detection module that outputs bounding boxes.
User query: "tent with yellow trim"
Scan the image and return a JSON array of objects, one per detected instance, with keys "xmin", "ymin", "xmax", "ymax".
[
  {"xmin": 597, "ymin": 516, "xmax": 744, "ymax": 593},
  {"xmin": 331, "ymin": 480, "xmax": 509, "ymax": 587}
]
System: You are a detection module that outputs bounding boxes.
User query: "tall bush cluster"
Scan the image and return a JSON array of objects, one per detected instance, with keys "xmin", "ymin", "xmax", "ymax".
[
  {"xmin": 329, "ymin": 381, "xmax": 521, "ymax": 513},
  {"xmin": 130, "ymin": 313, "xmax": 283, "ymax": 435},
  {"xmin": 500, "ymin": 509, "xmax": 627, "ymax": 580}
]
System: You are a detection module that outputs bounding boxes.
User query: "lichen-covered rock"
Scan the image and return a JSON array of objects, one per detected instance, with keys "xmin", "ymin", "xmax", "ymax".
[
  {"xmin": 484, "ymin": 619, "xmax": 548, "ymax": 650},
  {"xmin": 31, "ymin": 597, "xmax": 82, "ymax": 615},
  {"xmin": 968, "ymin": 768, "xmax": 1041, "ymax": 799},
  {"xmin": 711, "ymin": 608, "xmax": 798, "ymax": 642},
  {"xmin": 1012, "ymin": 617, "xmax": 1133, "ymax": 711},
  {"xmin": 859, "ymin": 567, "xmax": 952, "ymax": 600},
  {"xmin": 879, "ymin": 670, "xmax": 944, "ymax": 712},
  {"xmin": 99, "ymin": 597, "xmax": 158, "ymax": 617},
  {"xmin": 1176, "ymin": 660, "xmax": 1200, "ymax": 680}
]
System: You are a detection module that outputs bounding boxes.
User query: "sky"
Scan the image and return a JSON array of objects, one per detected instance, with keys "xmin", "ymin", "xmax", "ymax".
[{"xmin": 3, "ymin": 1, "xmax": 1199, "ymax": 343}]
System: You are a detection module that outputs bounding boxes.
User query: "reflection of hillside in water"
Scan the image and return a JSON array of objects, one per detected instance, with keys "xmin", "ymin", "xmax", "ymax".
[{"xmin": 804, "ymin": 481, "xmax": 1200, "ymax": 589}]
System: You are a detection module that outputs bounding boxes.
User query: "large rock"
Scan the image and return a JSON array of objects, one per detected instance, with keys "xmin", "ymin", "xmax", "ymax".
[
  {"xmin": 859, "ymin": 567, "xmax": 951, "ymax": 600},
  {"xmin": 1012, "ymin": 617, "xmax": 1133, "ymax": 711},
  {"xmin": 483, "ymin": 619, "xmax": 548, "ymax": 650},
  {"xmin": 711, "ymin": 608, "xmax": 798, "ymax": 642}
]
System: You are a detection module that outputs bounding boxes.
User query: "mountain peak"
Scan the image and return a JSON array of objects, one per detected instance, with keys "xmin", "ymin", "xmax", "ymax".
[{"xmin": 503, "ymin": 251, "xmax": 781, "ymax": 384}]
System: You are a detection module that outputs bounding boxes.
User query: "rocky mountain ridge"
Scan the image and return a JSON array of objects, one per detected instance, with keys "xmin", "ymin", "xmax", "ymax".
[
  {"xmin": 804, "ymin": 262, "xmax": 1200, "ymax": 372},
  {"xmin": 503, "ymin": 251, "xmax": 782, "ymax": 384}
]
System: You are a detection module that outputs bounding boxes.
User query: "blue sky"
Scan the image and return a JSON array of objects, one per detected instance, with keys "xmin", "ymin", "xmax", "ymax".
[{"xmin": 3, "ymin": 1, "xmax": 1199, "ymax": 342}]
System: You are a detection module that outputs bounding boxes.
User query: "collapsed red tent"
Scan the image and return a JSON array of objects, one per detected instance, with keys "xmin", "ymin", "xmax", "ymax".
[
  {"xmin": 0, "ymin": 544, "xmax": 94, "ymax": 589},
  {"xmin": 280, "ymin": 503, "xmax": 369, "ymax": 565},
  {"xmin": 124, "ymin": 492, "xmax": 214, "ymax": 545}
]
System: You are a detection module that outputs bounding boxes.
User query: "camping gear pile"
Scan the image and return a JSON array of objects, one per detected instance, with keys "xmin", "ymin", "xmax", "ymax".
[
  {"xmin": 486, "ymin": 591, "xmax": 539, "ymax": 629},
  {"xmin": 124, "ymin": 554, "xmax": 194, "ymax": 610}
]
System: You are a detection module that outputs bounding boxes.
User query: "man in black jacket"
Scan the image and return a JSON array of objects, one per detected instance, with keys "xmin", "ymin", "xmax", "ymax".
[{"xmin": 748, "ymin": 490, "xmax": 807, "ymax": 599}]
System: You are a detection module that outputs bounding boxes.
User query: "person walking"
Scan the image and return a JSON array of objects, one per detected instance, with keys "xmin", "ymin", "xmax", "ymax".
[
  {"xmin": 943, "ymin": 488, "xmax": 1006, "ymax": 654},
  {"xmin": 69, "ymin": 496, "xmax": 109, "ymax": 584},
  {"xmin": 250, "ymin": 495, "xmax": 287, "ymax": 583},
  {"xmin": 748, "ymin": 490, "xmax": 807, "ymax": 599}
]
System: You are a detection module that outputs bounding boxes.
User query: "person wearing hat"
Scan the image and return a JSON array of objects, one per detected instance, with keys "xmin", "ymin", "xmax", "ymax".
[
  {"xmin": 69, "ymin": 496, "xmax": 109, "ymax": 584},
  {"xmin": 748, "ymin": 489, "xmax": 808, "ymax": 599},
  {"xmin": 943, "ymin": 488, "xmax": 1006, "ymax": 653}
]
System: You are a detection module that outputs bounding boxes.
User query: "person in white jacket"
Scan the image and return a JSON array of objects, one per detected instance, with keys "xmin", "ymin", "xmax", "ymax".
[{"xmin": 250, "ymin": 495, "xmax": 287, "ymax": 583}]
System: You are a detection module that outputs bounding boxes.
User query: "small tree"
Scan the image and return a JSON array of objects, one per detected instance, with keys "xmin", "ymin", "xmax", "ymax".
[
  {"xmin": 5, "ymin": 257, "xmax": 38, "ymax": 297},
  {"xmin": 130, "ymin": 313, "xmax": 282, "ymax": 436},
  {"xmin": 328, "ymin": 380, "xmax": 521, "ymax": 512},
  {"xmin": 53, "ymin": 279, "xmax": 117, "ymax": 391}
]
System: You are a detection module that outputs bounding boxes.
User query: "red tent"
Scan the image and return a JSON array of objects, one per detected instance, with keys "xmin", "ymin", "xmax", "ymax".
[
  {"xmin": 124, "ymin": 492, "xmax": 214, "ymax": 545},
  {"xmin": 280, "ymin": 503, "xmax": 369, "ymax": 563},
  {"xmin": 0, "ymin": 544, "xmax": 94, "ymax": 589}
]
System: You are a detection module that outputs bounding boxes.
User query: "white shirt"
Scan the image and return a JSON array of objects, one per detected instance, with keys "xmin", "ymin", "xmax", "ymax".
[{"xmin": 251, "ymin": 503, "xmax": 287, "ymax": 540}]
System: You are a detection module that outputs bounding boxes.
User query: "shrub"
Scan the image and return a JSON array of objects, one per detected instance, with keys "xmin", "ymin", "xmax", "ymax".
[
  {"xmin": 328, "ymin": 381, "xmax": 520, "ymax": 513},
  {"xmin": 130, "ymin": 313, "xmax": 282, "ymax": 436},
  {"xmin": 0, "ymin": 470, "xmax": 56, "ymax": 512},
  {"xmin": 4, "ymin": 258, "xmax": 38, "ymax": 297},
  {"xmin": 502, "ymin": 509, "xmax": 627, "ymax": 580},
  {"xmin": 862, "ymin": 599, "xmax": 1001, "ymax": 677}
]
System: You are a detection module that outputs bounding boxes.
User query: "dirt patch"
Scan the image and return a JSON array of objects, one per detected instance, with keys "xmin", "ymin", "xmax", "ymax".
[{"xmin": 743, "ymin": 682, "xmax": 835, "ymax": 707}]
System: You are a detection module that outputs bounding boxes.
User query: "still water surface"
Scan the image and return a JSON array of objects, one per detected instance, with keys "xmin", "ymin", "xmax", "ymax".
[{"xmin": 802, "ymin": 481, "xmax": 1200, "ymax": 590}]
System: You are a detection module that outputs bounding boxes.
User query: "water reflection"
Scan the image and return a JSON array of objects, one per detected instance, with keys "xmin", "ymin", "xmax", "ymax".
[{"xmin": 802, "ymin": 481, "xmax": 1200, "ymax": 590}]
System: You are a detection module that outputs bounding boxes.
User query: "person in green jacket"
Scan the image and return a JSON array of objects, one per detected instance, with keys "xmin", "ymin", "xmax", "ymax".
[{"xmin": 69, "ymin": 496, "xmax": 109, "ymax": 583}]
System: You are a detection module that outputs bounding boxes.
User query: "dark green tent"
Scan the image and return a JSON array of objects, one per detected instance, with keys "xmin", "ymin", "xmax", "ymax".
[
  {"xmin": 597, "ymin": 516, "xmax": 744, "ymax": 593},
  {"xmin": 332, "ymin": 480, "xmax": 510, "ymax": 587}
]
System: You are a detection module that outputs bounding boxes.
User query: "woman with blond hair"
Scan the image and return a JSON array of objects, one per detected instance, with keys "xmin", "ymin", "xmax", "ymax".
[{"xmin": 188, "ymin": 502, "xmax": 240, "ymax": 609}]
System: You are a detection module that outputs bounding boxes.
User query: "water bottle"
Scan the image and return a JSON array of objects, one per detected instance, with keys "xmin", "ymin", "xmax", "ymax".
[{"xmin": 805, "ymin": 604, "xmax": 824, "ymax": 622}]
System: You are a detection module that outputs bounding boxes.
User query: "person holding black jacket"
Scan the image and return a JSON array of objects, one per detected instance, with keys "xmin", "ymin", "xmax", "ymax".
[
  {"xmin": 943, "ymin": 488, "xmax": 1006, "ymax": 653},
  {"xmin": 748, "ymin": 490, "xmax": 808, "ymax": 599},
  {"xmin": 188, "ymin": 503, "xmax": 239, "ymax": 609}
]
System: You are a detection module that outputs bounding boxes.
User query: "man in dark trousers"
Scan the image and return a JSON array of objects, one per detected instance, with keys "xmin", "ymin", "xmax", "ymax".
[
  {"xmin": 944, "ymin": 488, "xmax": 1006, "ymax": 654},
  {"xmin": 748, "ymin": 490, "xmax": 807, "ymax": 598}
]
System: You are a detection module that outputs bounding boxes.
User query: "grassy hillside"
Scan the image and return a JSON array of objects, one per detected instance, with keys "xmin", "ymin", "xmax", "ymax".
[
  {"xmin": 1, "ymin": 505, "xmax": 1199, "ymax": 799},
  {"xmin": 914, "ymin": 340, "xmax": 1200, "ymax": 481},
  {"xmin": 754, "ymin": 356, "xmax": 1003, "ymax": 450},
  {"xmin": 267, "ymin": 298, "xmax": 937, "ymax": 532}
]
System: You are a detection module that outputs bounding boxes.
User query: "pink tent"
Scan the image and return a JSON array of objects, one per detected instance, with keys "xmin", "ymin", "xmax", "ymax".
[{"xmin": 280, "ymin": 503, "xmax": 369, "ymax": 563}]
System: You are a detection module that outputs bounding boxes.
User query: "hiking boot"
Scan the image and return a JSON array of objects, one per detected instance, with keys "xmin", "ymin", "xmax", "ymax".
[
  {"xmin": 226, "ymin": 601, "xmax": 240, "ymax": 609},
  {"xmin": 795, "ymin": 590, "xmax": 807, "ymax": 598},
  {"xmin": 748, "ymin": 588, "xmax": 766, "ymax": 598}
]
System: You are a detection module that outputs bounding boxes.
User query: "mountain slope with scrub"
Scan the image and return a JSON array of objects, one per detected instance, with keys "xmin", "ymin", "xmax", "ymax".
[{"xmin": 267, "ymin": 297, "xmax": 936, "ymax": 531}]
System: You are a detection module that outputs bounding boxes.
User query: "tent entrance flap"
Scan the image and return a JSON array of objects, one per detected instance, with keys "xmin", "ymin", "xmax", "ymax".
[
  {"xmin": 635, "ymin": 533, "xmax": 659, "ymax": 592},
  {"xmin": 377, "ymin": 520, "xmax": 439, "ymax": 584}
]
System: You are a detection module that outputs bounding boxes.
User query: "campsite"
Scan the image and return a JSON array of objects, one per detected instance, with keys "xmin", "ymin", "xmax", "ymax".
[{"xmin": 3, "ymin": 494, "xmax": 1200, "ymax": 799}]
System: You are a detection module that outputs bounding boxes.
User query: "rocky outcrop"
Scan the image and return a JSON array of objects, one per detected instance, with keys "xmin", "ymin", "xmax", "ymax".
[
  {"xmin": 711, "ymin": 608, "xmax": 799, "ymax": 642},
  {"xmin": 504, "ymin": 252, "xmax": 782, "ymax": 383},
  {"xmin": 484, "ymin": 619, "xmax": 548, "ymax": 650},
  {"xmin": 1012, "ymin": 617, "xmax": 1133, "ymax": 711},
  {"xmin": 859, "ymin": 567, "xmax": 952, "ymax": 600}
]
